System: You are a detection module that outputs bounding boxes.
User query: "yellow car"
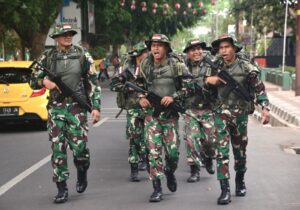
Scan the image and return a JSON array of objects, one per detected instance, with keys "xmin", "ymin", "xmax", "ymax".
[{"xmin": 0, "ymin": 61, "xmax": 48, "ymax": 128}]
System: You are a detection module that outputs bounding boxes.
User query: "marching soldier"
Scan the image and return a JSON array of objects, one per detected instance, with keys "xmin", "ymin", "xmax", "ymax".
[
  {"xmin": 30, "ymin": 23, "xmax": 101, "ymax": 204},
  {"xmin": 205, "ymin": 34, "xmax": 270, "ymax": 205},
  {"xmin": 138, "ymin": 34, "xmax": 188, "ymax": 202},
  {"xmin": 182, "ymin": 38, "xmax": 216, "ymax": 183},
  {"xmin": 109, "ymin": 41, "xmax": 149, "ymax": 182}
]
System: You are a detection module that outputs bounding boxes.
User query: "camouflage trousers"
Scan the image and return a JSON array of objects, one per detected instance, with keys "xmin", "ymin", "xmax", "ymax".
[
  {"xmin": 144, "ymin": 111, "xmax": 180, "ymax": 181},
  {"xmin": 126, "ymin": 108, "xmax": 147, "ymax": 164},
  {"xmin": 214, "ymin": 108, "xmax": 248, "ymax": 180},
  {"xmin": 48, "ymin": 102, "xmax": 90, "ymax": 183},
  {"xmin": 183, "ymin": 108, "xmax": 216, "ymax": 170}
]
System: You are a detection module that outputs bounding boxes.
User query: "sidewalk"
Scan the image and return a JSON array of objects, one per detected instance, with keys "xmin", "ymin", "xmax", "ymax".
[{"xmin": 258, "ymin": 81, "xmax": 300, "ymax": 127}]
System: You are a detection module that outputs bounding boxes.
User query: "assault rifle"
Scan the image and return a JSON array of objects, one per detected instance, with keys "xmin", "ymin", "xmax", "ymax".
[
  {"xmin": 30, "ymin": 60, "xmax": 92, "ymax": 113},
  {"xmin": 203, "ymin": 56, "xmax": 252, "ymax": 102},
  {"xmin": 124, "ymin": 81, "xmax": 186, "ymax": 117}
]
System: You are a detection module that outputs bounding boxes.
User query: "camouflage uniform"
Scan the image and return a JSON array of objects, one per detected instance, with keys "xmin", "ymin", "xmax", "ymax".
[
  {"xmin": 141, "ymin": 35, "xmax": 188, "ymax": 182},
  {"xmin": 206, "ymin": 35, "xmax": 270, "ymax": 204},
  {"xmin": 182, "ymin": 39, "xmax": 217, "ymax": 182},
  {"xmin": 110, "ymin": 42, "xmax": 148, "ymax": 166},
  {"xmin": 30, "ymin": 34, "xmax": 101, "ymax": 184}
]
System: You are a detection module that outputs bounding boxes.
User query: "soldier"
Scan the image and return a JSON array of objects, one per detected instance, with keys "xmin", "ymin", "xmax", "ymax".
[
  {"xmin": 30, "ymin": 23, "xmax": 101, "ymax": 204},
  {"xmin": 109, "ymin": 41, "xmax": 149, "ymax": 182},
  {"xmin": 182, "ymin": 38, "xmax": 216, "ymax": 183},
  {"xmin": 204, "ymin": 34, "xmax": 270, "ymax": 205},
  {"xmin": 138, "ymin": 34, "xmax": 188, "ymax": 202}
]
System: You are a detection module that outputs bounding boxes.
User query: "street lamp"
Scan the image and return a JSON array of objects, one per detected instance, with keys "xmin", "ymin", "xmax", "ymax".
[
  {"xmin": 263, "ymin": 26, "xmax": 267, "ymax": 57},
  {"xmin": 282, "ymin": 0, "xmax": 289, "ymax": 73}
]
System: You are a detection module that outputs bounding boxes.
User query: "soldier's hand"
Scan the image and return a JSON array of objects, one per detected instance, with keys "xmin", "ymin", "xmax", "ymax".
[
  {"xmin": 261, "ymin": 108, "xmax": 270, "ymax": 125},
  {"xmin": 205, "ymin": 76, "xmax": 226, "ymax": 86},
  {"xmin": 43, "ymin": 78, "xmax": 61, "ymax": 92},
  {"xmin": 91, "ymin": 109, "xmax": 101, "ymax": 124},
  {"xmin": 161, "ymin": 96, "xmax": 174, "ymax": 107},
  {"xmin": 139, "ymin": 97, "xmax": 151, "ymax": 108}
]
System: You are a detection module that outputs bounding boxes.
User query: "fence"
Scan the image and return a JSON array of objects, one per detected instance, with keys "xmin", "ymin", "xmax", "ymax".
[{"xmin": 261, "ymin": 68, "xmax": 296, "ymax": 91}]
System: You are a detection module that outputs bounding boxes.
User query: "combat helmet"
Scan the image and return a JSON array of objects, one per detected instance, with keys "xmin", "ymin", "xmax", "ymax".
[
  {"xmin": 145, "ymin": 34, "xmax": 172, "ymax": 53},
  {"xmin": 183, "ymin": 38, "xmax": 207, "ymax": 53},
  {"xmin": 49, "ymin": 23, "xmax": 77, "ymax": 39},
  {"xmin": 128, "ymin": 41, "xmax": 148, "ymax": 57},
  {"xmin": 211, "ymin": 34, "xmax": 243, "ymax": 52}
]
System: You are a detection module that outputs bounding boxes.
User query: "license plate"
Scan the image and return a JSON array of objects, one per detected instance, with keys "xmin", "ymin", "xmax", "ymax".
[{"xmin": 0, "ymin": 107, "xmax": 19, "ymax": 116}]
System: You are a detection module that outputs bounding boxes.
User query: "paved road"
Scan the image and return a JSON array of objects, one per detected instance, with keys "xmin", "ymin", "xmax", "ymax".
[{"xmin": 0, "ymin": 89, "xmax": 300, "ymax": 210}]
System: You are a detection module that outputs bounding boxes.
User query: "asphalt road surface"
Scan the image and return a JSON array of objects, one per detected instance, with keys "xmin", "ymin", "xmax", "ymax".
[{"xmin": 0, "ymin": 89, "xmax": 300, "ymax": 210}]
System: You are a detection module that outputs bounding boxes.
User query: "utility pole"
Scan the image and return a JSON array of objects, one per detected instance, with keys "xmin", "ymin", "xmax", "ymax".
[{"xmin": 296, "ymin": 1, "xmax": 300, "ymax": 96}]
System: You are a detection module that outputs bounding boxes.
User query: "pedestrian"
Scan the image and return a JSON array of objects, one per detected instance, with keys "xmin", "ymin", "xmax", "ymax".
[
  {"xmin": 109, "ymin": 41, "xmax": 149, "ymax": 182},
  {"xmin": 98, "ymin": 59, "xmax": 110, "ymax": 81},
  {"xmin": 112, "ymin": 55, "xmax": 120, "ymax": 75},
  {"xmin": 182, "ymin": 38, "xmax": 216, "ymax": 183},
  {"xmin": 139, "ymin": 34, "xmax": 189, "ymax": 202},
  {"xmin": 204, "ymin": 34, "xmax": 270, "ymax": 205},
  {"xmin": 30, "ymin": 23, "xmax": 101, "ymax": 204}
]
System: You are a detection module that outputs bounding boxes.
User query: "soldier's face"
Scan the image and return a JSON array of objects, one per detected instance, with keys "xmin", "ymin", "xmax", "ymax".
[
  {"xmin": 187, "ymin": 45, "xmax": 203, "ymax": 62},
  {"xmin": 219, "ymin": 41, "xmax": 236, "ymax": 64},
  {"xmin": 151, "ymin": 42, "xmax": 168, "ymax": 62},
  {"xmin": 56, "ymin": 32, "xmax": 73, "ymax": 48}
]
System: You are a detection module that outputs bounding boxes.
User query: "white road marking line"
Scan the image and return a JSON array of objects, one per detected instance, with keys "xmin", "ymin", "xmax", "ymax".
[
  {"xmin": 0, "ymin": 118, "xmax": 109, "ymax": 197},
  {"xmin": 0, "ymin": 154, "xmax": 51, "ymax": 197},
  {"xmin": 92, "ymin": 117, "xmax": 110, "ymax": 127}
]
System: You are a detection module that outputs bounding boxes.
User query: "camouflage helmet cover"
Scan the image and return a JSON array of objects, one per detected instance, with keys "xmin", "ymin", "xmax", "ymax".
[
  {"xmin": 128, "ymin": 41, "xmax": 148, "ymax": 57},
  {"xmin": 211, "ymin": 34, "xmax": 243, "ymax": 52},
  {"xmin": 145, "ymin": 34, "xmax": 172, "ymax": 52},
  {"xmin": 49, "ymin": 23, "xmax": 77, "ymax": 39},
  {"xmin": 183, "ymin": 38, "xmax": 207, "ymax": 53}
]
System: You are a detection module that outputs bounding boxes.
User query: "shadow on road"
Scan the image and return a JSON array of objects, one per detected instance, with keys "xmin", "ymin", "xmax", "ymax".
[{"xmin": 0, "ymin": 122, "xmax": 47, "ymax": 133}]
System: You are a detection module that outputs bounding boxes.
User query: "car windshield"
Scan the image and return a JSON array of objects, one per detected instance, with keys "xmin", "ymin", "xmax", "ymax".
[{"xmin": 0, "ymin": 68, "xmax": 32, "ymax": 84}]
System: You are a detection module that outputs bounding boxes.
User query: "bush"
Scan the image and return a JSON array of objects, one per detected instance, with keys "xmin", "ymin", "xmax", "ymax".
[{"xmin": 89, "ymin": 46, "xmax": 107, "ymax": 59}]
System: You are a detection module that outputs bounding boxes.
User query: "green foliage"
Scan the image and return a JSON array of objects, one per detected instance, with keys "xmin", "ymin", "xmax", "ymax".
[
  {"xmin": 89, "ymin": 46, "xmax": 107, "ymax": 59},
  {"xmin": 232, "ymin": 0, "xmax": 297, "ymax": 35},
  {"xmin": 92, "ymin": 0, "xmax": 211, "ymax": 48},
  {"xmin": 255, "ymin": 38, "xmax": 272, "ymax": 56}
]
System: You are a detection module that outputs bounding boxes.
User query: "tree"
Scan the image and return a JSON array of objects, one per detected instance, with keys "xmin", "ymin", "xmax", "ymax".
[
  {"xmin": 0, "ymin": 0, "xmax": 63, "ymax": 59},
  {"xmin": 90, "ymin": 0, "xmax": 210, "ymax": 55},
  {"xmin": 232, "ymin": 0, "xmax": 297, "ymax": 35}
]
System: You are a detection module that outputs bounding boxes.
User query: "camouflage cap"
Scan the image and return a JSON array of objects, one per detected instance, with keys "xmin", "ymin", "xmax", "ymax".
[
  {"xmin": 211, "ymin": 34, "xmax": 243, "ymax": 52},
  {"xmin": 128, "ymin": 41, "xmax": 148, "ymax": 57},
  {"xmin": 49, "ymin": 23, "xmax": 77, "ymax": 39},
  {"xmin": 183, "ymin": 38, "xmax": 207, "ymax": 53},
  {"xmin": 145, "ymin": 34, "xmax": 172, "ymax": 52}
]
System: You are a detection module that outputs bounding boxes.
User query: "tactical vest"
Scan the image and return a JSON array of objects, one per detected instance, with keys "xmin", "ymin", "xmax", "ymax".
[
  {"xmin": 217, "ymin": 58, "xmax": 254, "ymax": 112},
  {"xmin": 141, "ymin": 55, "xmax": 183, "ymax": 98},
  {"xmin": 116, "ymin": 58, "xmax": 140, "ymax": 110},
  {"xmin": 184, "ymin": 59, "xmax": 209, "ymax": 109},
  {"xmin": 44, "ymin": 45, "xmax": 88, "ymax": 103}
]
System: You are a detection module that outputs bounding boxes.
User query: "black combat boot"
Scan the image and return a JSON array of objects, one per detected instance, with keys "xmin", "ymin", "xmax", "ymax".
[
  {"xmin": 149, "ymin": 180, "xmax": 163, "ymax": 202},
  {"xmin": 76, "ymin": 169, "xmax": 88, "ymax": 193},
  {"xmin": 235, "ymin": 172, "xmax": 246, "ymax": 196},
  {"xmin": 164, "ymin": 170, "xmax": 177, "ymax": 192},
  {"xmin": 54, "ymin": 181, "xmax": 68, "ymax": 204},
  {"xmin": 217, "ymin": 179, "xmax": 231, "ymax": 205},
  {"xmin": 138, "ymin": 155, "xmax": 147, "ymax": 171},
  {"xmin": 205, "ymin": 158, "xmax": 215, "ymax": 175},
  {"xmin": 130, "ymin": 163, "xmax": 140, "ymax": 182},
  {"xmin": 187, "ymin": 165, "xmax": 200, "ymax": 183}
]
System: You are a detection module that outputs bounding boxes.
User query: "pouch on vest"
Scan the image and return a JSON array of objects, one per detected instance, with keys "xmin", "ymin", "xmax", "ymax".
[{"xmin": 116, "ymin": 92, "xmax": 126, "ymax": 109}]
